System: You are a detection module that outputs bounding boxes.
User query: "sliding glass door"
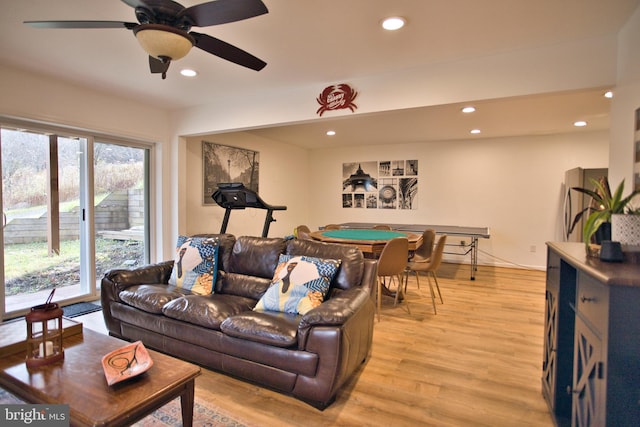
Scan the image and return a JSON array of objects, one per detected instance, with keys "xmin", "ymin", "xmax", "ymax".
[
  {"xmin": 0, "ymin": 124, "xmax": 150, "ymax": 319},
  {"xmin": 93, "ymin": 141, "xmax": 148, "ymax": 282}
]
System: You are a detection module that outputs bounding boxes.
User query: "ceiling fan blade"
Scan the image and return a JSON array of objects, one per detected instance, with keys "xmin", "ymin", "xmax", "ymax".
[
  {"xmin": 149, "ymin": 56, "xmax": 171, "ymax": 79},
  {"xmin": 121, "ymin": 0, "xmax": 156, "ymax": 8},
  {"xmin": 180, "ymin": 0, "xmax": 268, "ymax": 27},
  {"xmin": 191, "ymin": 31, "xmax": 266, "ymax": 71},
  {"xmin": 24, "ymin": 20, "xmax": 136, "ymax": 30}
]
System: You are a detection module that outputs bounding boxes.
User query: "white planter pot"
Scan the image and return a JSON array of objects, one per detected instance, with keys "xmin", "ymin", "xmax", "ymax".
[{"xmin": 611, "ymin": 214, "xmax": 640, "ymax": 251}]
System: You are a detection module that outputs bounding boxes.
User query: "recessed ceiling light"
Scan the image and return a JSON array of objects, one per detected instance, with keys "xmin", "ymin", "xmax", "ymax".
[
  {"xmin": 326, "ymin": 130, "xmax": 336, "ymax": 136},
  {"xmin": 382, "ymin": 17, "xmax": 406, "ymax": 31},
  {"xmin": 470, "ymin": 129, "xmax": 481, "ymax": 134},
  {"xmin": 461, "ymin": 106, "xmax": 476, "ymax": 113},
  {"xmin": 604, "ymin": 91, "xmax": 613, "ymax": 98},
  {"xmin": 574, "ymin": 121, "xmax": 587, "ymax": 127},
  {"xmin": 180, "ymin": 68, "xmax": 197, "ymax": 77}
]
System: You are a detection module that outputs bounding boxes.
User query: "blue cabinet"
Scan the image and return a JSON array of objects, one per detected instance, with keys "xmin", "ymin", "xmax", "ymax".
[{"xmin": 545, "ymin": 242, "xmax": 640, "ymax": 427}]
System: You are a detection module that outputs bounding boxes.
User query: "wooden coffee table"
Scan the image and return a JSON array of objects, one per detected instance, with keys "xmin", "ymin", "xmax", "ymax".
[{"xmin": 0, "ymin": 327, "xmax": 200, "ymax": 427}]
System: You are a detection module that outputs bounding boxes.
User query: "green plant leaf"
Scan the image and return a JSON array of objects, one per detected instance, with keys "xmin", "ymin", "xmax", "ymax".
[
  {"xmin": 583, "ymin": 210, "xmax": 607, "ymax": 246},
  {"xmin": 572, "ymin": 178, "xmax": 640, "ymax": 246}
]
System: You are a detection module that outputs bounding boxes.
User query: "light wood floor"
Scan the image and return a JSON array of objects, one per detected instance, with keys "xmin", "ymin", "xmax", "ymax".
[{"xmin": 79, "ymin": 263, "xmax": 553, "ymax": 427}]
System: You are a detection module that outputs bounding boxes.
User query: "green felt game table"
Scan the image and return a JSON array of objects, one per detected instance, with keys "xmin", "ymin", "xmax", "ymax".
[
  {"xmin": 337, "ymin": 222, "xmax": 491, "ymax": 280},
  {"xmin": 309, "ymin": 229, "xmax": 423, "ymax": 254}
]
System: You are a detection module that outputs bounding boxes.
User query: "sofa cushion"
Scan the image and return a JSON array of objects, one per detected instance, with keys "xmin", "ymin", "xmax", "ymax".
[
  {"xmin": 119, "ymin": 284, "xmax": 188, "ymax": 314},
  {"xmin": 286, "ymin": 238, "xmax": 364, "ymax": 291},
  {"xmin": 162, "ymin": 294, "xmax": 256, "ymax": 330},
  {"xmin": 168, "ymin": 235, "xmax": 220, "ymax": 295},
  {"xmin": 217, "ymin": 271, "xmax": 272, "ymax": 300},
  {"xmin": 220, "ymin": 311, "xmax": 300, "ymax": 348},
  {"xmin": 228, "ymin": 236, "xmax": 287, "ymax": 279},
  {"xmin": 254, "ymin": 254, "xmax": 340, "ymax": 315}
]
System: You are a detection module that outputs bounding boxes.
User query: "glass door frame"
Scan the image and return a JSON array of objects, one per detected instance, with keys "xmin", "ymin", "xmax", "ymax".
[{"xmin": 0, "ymin": 117, "xmax": 154, "ymax": 320}]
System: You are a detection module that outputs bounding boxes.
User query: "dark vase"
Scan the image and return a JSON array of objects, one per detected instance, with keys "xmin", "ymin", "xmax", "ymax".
[{"xmin": 594, "ymin": 222, "xmax": 612, "ymax": 244}]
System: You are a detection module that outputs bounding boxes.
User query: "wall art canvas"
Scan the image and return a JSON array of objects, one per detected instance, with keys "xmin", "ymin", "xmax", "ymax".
[
  {"xmin": 342, "ymin": 160, "xmax": 418, "ymax": 209},
  {"xmin": 203, "ymin": 142, "xmax": 259, "ymax": 205}
]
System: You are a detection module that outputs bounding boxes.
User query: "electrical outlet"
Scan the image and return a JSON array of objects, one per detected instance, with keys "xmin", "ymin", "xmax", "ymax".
[{"xmin": 530, "ymin": 245, "xmax": 537, "ymax": 253}]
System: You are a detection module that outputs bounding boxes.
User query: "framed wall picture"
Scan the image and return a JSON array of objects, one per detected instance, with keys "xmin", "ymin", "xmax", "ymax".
[
  {"xmin": 342, "ymin": 160, "xmax": 418, "ymax": 210},
  {"xmin": 202, "ymin": 142, "xmax": 259, "ymax": 205}
]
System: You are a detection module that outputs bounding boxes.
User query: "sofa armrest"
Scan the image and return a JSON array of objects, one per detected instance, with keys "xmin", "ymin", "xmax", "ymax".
[
  {"xmin": 105, "ymin": 261, "xmax": 174, "ymax": 288},
  {"xmin": 101, "ymin": 261, "xmax": 174, "ymax": 303},
  {"xmin": 100, "ymin": 260, "xmax": 174, "ymax": 337},
  {"xmin": 294, "ymin": 286, "xmax": 374, "ymax": 404},
  {"xmin": 297, "ymin": 287, "xmax": 373, "ymax": 349},
  {"xmin": 300, "ymin": 288, "xmax": 370, "ymax": 327}
]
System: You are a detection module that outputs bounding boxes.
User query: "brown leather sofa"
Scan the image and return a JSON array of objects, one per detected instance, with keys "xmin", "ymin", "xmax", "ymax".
[{"xmin": 101, "ymin": 234, "xmax": 376, "ymax": 409}]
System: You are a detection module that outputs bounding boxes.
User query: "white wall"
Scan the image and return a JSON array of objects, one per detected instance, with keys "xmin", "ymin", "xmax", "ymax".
[
  {"xmin": 178, "ymin": 129, "xmax": 608, "ymax": 270},
  {"xmin": 184, "ymin": 132, "xmax": 309, "ymax": 238},
  {"xmin": 0, "ymin": 64, "xmax": 171, "ymax": 262},
  {"xmin": 0, "ymin": 65, "xmax": 167, "ymax": 142},
  {"xmin": 307, "ymin": 131, "xmax": 609, "ymax": 269},
  {"xmin": 170, "ymin": 33, "xmax": 620, "ymax": 264},
  {"xmin": 170, "ymin": 32, "xmax": 623, "ymax": 269},
  {"xmin": 609, "ymin": 6, "xmax": 640, "ymax": 190}
]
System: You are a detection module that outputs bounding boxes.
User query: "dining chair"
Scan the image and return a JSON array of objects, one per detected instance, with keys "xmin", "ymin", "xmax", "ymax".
[
  {"xmin": 375, "ymin": 237, "xmax": 409, "ymax": 321},
  {"xmin": 294, "ymin": 225, "xmax": 311, "ymax": 239},
  {"xmin": 408, "ymin": 229, "xmax": 436, "ymax": 288},
  {"xmin": 404, "ymin": 234, "xmax": 447, "ymax": 314},
  {"xmin": 324, "ymin": 224, "xmax": 341, "ymax": 230},
  {"xmin": 372, "ymin": 224, "xmax": 392, "ymax": 230}
]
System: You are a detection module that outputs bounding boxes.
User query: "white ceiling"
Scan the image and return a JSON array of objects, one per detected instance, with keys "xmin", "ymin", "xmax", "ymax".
[{"xmin": 1, "ymin": 0, "xmax": 638, "ymax": 148}]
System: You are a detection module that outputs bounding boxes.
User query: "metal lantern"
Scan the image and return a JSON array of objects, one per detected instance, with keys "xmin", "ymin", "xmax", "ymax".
[{"xmin": 25, "ymin": 301, "xmax": 64, "ymax": 368}]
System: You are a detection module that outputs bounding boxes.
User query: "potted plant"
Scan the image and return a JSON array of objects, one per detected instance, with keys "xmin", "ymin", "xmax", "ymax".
[{"xmin": 570, "ymin": 177, "xmax": 640, "ymax": 252}]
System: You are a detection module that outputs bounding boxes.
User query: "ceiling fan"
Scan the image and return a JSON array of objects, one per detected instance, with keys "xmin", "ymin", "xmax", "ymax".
[{"xmin": 24, "ymin": 0, "xmax": 268, "ymax": 79}]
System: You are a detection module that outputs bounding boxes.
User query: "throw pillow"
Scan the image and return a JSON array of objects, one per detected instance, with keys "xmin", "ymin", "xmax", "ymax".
[
  {"xmin": 168, "ymin": 236, "xmax": 219, "ymax": 295},
  {"xmin": 254, "ymin": 254, "xmax": 341, "ymax": 315}
]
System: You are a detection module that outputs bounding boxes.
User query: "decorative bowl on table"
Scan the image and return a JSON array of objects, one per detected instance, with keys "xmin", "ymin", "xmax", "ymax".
[{"xmin": 101, "ymin": 341, "xmax": 153, "ymax": 386}]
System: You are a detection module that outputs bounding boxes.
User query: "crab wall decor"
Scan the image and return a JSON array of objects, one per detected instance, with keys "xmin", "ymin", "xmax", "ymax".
[{"xmin": 316, "ymin": 84, "xmax": 358, "ymax": 116}]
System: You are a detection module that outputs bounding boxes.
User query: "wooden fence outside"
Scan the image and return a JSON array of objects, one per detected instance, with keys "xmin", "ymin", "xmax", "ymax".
[{"xmin": 3, "ymin": 189, "xmax": 144, "ymax": 244}]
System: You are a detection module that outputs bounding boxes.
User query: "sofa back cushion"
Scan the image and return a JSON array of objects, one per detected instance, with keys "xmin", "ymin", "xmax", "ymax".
[
  {"xmin": 286, "ymin": 239, "xmax": 364, "ymax": 291},
  {"xmin": 227, "ymin": 236, "xmax": 287, "ymax": 278},
  {"xmin": 217, "ymin": 271, "xmax": 272, "ymax": 300}
]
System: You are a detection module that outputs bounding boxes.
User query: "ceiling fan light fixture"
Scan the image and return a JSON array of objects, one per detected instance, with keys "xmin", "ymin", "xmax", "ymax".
[{"xmin": 133, "ymin": 24, "xmax": 194, "ymax": 61}]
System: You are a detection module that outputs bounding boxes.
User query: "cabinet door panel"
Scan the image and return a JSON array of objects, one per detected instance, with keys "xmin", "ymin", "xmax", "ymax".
[
  {"xmin": 572, "ymin": 316, "xmax": 604, "ymax": 427},
  {"xmin": 542, "ymin": 288, "xmax": 558, "ymax": 403},
  {"xmin": 543, "ymin": 250, "xmax": 575, "ymax": 426}
]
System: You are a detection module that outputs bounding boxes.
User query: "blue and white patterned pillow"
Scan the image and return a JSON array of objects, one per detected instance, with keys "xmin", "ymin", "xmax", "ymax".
[
  {"xmin": 254, "ymin": 254, "xmax": 341, "ymax": 315},
  {"xmin": 168, "ymin": 236, "xmax": 219, "ymax": 295}
]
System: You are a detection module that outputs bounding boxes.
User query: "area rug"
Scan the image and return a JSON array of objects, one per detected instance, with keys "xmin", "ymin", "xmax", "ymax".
[
  {"xmin": 0, "ymin": 389, "xmax": 253, "ymax": 427},
  {"xmin": 62, "ymin": 302, "xmax": 102, "ymax": 318}
]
